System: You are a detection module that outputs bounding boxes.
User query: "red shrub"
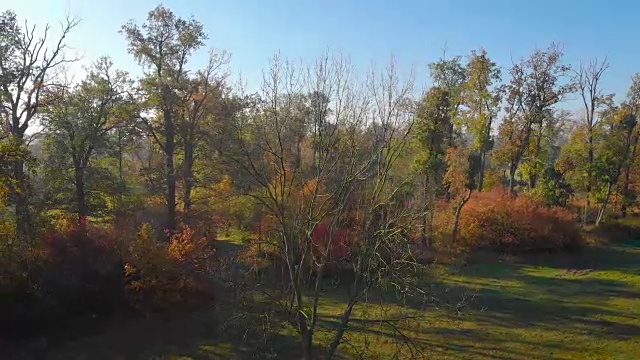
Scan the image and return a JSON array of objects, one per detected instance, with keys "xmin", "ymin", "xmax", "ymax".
[
  {"xmin": 1, "ymin": 223, "xmax": 124, "ymax": 339},
  {"xmin": 454, "ymin": 187, "xmax": 583, "ymax": 253},
  {"xmin": 311, "ymin": 223, "xmax": 352, "ymax": 261}
]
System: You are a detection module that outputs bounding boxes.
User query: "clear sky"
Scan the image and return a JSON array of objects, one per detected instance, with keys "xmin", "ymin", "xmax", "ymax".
[{"xmin": 2, "ymin": 0, "xmax": 639, "ymax": 103}]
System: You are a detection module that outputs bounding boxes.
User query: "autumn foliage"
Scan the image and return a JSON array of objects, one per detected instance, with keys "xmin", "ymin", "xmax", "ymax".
[
  {"xmin": 0, "ymin": 220, "xmax": 217, "ymax": 339},
  {"xmin": 124, "ymin": 224, "xmax": 217, "ymax": 312},
  {"xmin": 442, "ymin": 188, "xmax": 584, "ymax": 253},
  {"xmin": 311, "ymin": 223, "xmax": 352, "ymax": 261}
]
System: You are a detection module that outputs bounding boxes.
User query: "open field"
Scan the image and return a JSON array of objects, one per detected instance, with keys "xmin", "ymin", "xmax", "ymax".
[{"xmin": 10, "ymin": 239, "xmax": 640, "ymax": 360}]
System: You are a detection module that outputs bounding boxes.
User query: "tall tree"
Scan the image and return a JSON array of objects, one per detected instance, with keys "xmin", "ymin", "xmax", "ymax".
[
  {"xmin": 594, "ymin": 105, "xmax": 637, "ymax": 225},
  {"xmin": 429, "ymin": 54, "xmax": 466, "ymax": 145},
  {"xmin": 495, "ymin": 43, "xmax": 573, "ymax": 193},
  {"xmin": 228, "ymin": 54, "xmax": 421, "ymax": 359},
  {"xmin": 176, "ymin": 49, "xmax": 229, "ymax": 216},
  {"xmin": 121, "ymin": 5, "xmax": 207, "ymax": 231},
  {"xmin": 461, "ymin": 49, "xmax": 501, "ymax": 191},
  {"xmin": 41, "ymin": 57, "xmax": 132, "ymax": 222},
  {"xmin": 0, "ymin": 10, "xmax": 78, "ymax": 238},
  {"xmin": 619, "ymin": 74, "xmax": 640, "ymax": 218},
  {"xmin": 443, "ymin": 145, "xmax": 474, "ymax": 242},
  {"xmin": 574, "ymin": 58, "xmax": 611, "ymax": 224},
  {"xmin": 413, "ymin": 87, "xmax": 451, "ymax": 245}
]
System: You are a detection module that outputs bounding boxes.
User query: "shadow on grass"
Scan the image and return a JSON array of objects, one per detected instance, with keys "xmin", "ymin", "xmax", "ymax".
[
  {"xmin": 9, "ymin": 297, "xmax": 305, "ymax": 360},
  {"xmin": 12, "ymin": 239, "xmax": 639, "ymax": 359},
  {"xmin": 521, "ymin": 245, "xmax": 640, "ymax": 272}
]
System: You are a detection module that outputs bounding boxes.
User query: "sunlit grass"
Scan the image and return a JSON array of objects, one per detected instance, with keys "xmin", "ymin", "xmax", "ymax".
[{"xmin": 37, "ymin": 242, "xmax": 640, "ymax": 359}]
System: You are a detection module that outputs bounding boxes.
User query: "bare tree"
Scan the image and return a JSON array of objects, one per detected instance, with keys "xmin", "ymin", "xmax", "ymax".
[
  {"xmin": 227, "ymin": 52, "xmax": 424, "ymax": 359},
  {"xmin": 0, "ymin": 10, "xmax": 79, "ymax": 238},
  {"xmin": 574, "ymin": 58, "xmax": 610, "ymax": 225}
]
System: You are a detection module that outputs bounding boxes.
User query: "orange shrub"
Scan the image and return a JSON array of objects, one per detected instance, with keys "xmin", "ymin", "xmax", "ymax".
[
  {"xmin": 124, "ymin": 224, "xmax": 216, "ymax": 312},
  {"xmin": 453, "ymin": 187, "xmax": 583, "ymax": 253}
]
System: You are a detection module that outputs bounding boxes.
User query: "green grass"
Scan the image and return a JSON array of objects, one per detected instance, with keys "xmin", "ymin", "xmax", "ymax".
[{"xmin": 15, "ymin": 241, "xmax": 640, "ymax": 359}]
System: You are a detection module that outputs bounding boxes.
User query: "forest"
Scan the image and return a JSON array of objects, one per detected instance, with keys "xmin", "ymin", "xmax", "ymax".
[{"xmin": 1, "ymin": 5, "xmax": 640, "ymax": 360}]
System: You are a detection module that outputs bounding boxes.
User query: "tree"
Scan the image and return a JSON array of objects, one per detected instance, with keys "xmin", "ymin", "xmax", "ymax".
[
  {"xmin": 495, "ymin": 43, "xmax": 573, "ymax": 193},
  {"xmin": 176, "ymin": 49, "xmax": 229, "ymax": 216},
  {"xmin": 443, "ymin": 145, "xmax": 474, "ymax": 242},
  {"xmin": 574, "ymin": 58, "xmax": 611, "ymax": 224},
  {"xmin": 413, "ymin": 87, "xmax": 451, "ymax": 245},
  {"xmin": 429, "ymin": 54, "xmax": 466, "ymax": 146},
  {"xmin": 0, "ymin": 10, "xmax": 78, "ymax": 238},
  {"xmin": 594, "ymin": 105, "xmax": 637, "ymax": 225},
  {"xmin": 461, "ymin": 49, "xmax": 501, "ymax": 191},
  {"xmin": 537, "ymin": 166, "xmax": 573, "ymax": 206},
  {"xmin": 227, "ymin": 53, "xmax": 422, "ymax": 359},
  {"xmin": 121, "ymin": 5, "xmax": 207, "ymax": 232},
  {"xmin": 619, "ymin": 74, "xmax": 640, "ymax": 218},
  {"xmin": 41, "ymin": 57, "xmax": 132, "ymax": 222}
]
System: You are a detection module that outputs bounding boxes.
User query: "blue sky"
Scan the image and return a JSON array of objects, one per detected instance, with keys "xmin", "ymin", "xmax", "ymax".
[{"xmin": 3, "ymin": 0, "xmax": 639, "ymax": 103}]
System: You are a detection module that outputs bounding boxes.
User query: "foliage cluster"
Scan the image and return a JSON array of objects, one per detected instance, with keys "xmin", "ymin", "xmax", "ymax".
[
  {"xmin": 439, "ymin": 188, "xmax": 584, "ymax": 253},
  {"xmin": 0, "ymin": 219, "xmax": 217, "ymax": 339}
]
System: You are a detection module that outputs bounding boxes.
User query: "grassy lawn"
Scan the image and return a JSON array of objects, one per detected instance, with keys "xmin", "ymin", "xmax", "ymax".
[{"xmin": 13, "ymin": 240, "xmax": 640, "ymax": 359}]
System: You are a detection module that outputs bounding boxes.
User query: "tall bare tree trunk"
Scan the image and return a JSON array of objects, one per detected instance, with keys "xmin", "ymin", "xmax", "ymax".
[
  {"xmin": 478, "ymin": 151, "xmax": 486, "ymax": 191},
  {"xmin": 300, "ymin": 326, "xmax": 313, "ymax": 360},
  {"xmin": 13, "ymin": 157, "xmax": 31, "ymax": 240},
  {"xmin": 74, "ymin": 165, "xmax": 88, "ymax": 222},
  {"xmin": 620, "ymin": 170, "xmax": 631, "ymax": 219},
  {"xmin": 117, "ymin": 128, "xmax": 125, "ymax": 201},
  {"xmin": 421, "ymin": 175, "xmax": 429, "ymax": 247},
  {"xmin": 584, "ymin": 131, "xmax": 594, "ymax": 227},
  {"xmin": 182, "ymin": 141, "xmax": 195, "ymax": 217},
  {"xmin": 620, "ymin": 136, "xmax": 638, "ymax": 218},
  {"xmin": 164, "ymin": 108, "xmax": 177, "ymax": 232},
  {"xmin": 595, "ymin": 182, "xmax": 613, "ymax": 226},
  {"xmin": 508, "ymin": 162, "xmax": 518, "ymax": 194}
]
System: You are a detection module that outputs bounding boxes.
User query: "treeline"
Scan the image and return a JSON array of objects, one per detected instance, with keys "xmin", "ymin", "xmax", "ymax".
[
  {"xmin": 1, "ymin": 4, "xmax": 639, "ymax": 357},
  {"xmin": 1, "ymin": 7, "xmax": 638, "ymax": 237}
]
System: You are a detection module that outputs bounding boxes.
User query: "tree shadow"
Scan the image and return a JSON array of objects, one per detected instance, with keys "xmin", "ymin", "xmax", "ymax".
[
  {"xmin": 8, "ymin": 280, "xmax": 302, "ymax": 359},
  {"xmin": 444, "ymin": 258, "xmax": 640, "ymax": 340},
  {"xmin": 514, "ymin": 243, "xmax": 640, "ymax": 272}
]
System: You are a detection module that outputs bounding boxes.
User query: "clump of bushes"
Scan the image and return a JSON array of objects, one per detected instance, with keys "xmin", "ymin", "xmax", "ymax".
[
  {"xmin": 592, "ymin": 217, "xmax": 640, "ymax": 243},
  {"xmin": 446, "ymin": 188, "xmax": 584, "ymax": 254},
  {"xmin": 1, "ymin": 219, "xmax": 124, "ymax": 339},
  {"xmin": 124, "ymin": 224, "xmax": 217, "ymax": 313},
  {"xmin": 0, "ymin": 220, "xmax": 217, "ymax": 340}
]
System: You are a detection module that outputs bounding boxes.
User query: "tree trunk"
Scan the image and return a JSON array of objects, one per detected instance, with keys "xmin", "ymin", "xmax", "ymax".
[
  {"xmin": 584, "ymin": 132, "xmax": 594, "ymax": 226},
  {"xmin": 478, "ymin": 151, "xmax": 486, "ymax": 192},
  {"xmin": 620, "ymin": 135, "xmax": 638, "ymax": 218},
  {"xmin": 13, "ymin": 158, "xmax": 31, "ymax": 240},
  {"xmin": 300, "ymin": 326, "xmax": 313, "ymax": 360},
  {"xmin": 508, "ymin": 162, "xmax": 517, "ymax": 194},
  {"xmin": 164, "ymin": 108, "xmax": 177, "ymax": 233},
  {"xmin": 326, "ymin": 302, "xmax": 356, "ymax": 359},
  {"xmin": 452, "ymin": 189, "xmax": 472, "ymax": 243},
  {"xmin": 421, "ymin": 175, "xmax": 429, "ymax": 247},
  {"xmin": 182, "ymin": 142, "xmax": 195, "ymax": 217},
  {"xmin": 528, "ymin": 173, "xmax": 538, "ymax": 189},
  {"xmin": 117, "ymin": 128, "xmax": 125, "ymax": 200},
  {"xmin": 620, "ymin": 169, "xmax": 631, "ymax": 219},
  {"xmin": 74, "ymin": 166, "xmax": 89, "ymax": 222},
  {"xmin": 595, "ymin": 182, "xmax": 613, "ymax": 227},
  {"xmin": 584, "ymin": 194, "xmax": 591, "ymax": 227}
]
